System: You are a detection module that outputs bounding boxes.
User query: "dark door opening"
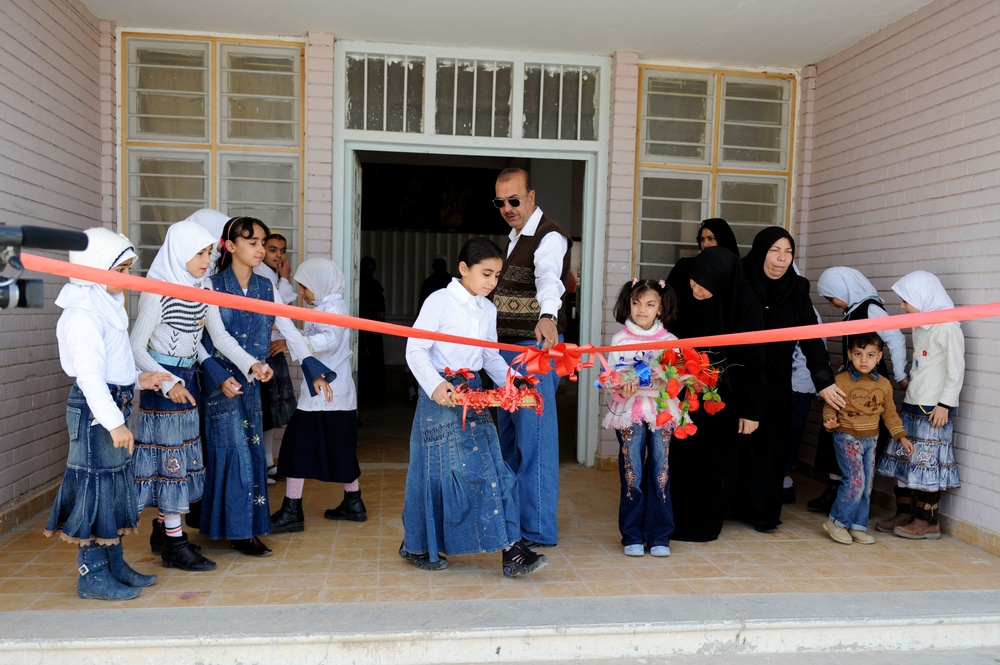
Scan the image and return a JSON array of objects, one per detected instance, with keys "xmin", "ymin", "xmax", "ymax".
[{"xmin": 354, "ymin": 151, "xmax": 584, "ymax": 463}]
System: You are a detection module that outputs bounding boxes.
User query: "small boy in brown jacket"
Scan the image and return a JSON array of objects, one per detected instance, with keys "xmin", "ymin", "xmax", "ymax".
[{"xmin": 822, "ymin": 334, "xmax": 912, "ymax": 545}]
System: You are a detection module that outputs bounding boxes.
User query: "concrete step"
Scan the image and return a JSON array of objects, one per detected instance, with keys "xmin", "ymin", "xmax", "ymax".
[{"xmin": 1, "ymin": 591, "xmax": 998, "ymax": 664}]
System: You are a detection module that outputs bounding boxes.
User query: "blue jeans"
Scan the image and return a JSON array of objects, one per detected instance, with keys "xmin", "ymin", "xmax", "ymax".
[
  {"xmin": 830, "ymin": 432, "xmax": 876, "ymax": 531},
  {"xmin": 617, "ymin": 424, "xmax": 674, "ymax": 547},
  {"xmin": 499, "ymin": 338, "xmax": 562, "ymax": 545}
]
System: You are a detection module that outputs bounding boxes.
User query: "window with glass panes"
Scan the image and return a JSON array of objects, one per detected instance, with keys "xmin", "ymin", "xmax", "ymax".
[
  {"xmin": 634, "ymin": 67, "xmax": 794, "ymax": 280},
  {"xmin": 122, "ymin": 36, "xmax": 303, "ymax": 288}
]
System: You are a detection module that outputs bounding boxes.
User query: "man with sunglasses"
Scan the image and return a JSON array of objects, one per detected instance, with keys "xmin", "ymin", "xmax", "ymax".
[{"xmin": 491, "ymin": 167, "xmax": 573, "ymax": 549}]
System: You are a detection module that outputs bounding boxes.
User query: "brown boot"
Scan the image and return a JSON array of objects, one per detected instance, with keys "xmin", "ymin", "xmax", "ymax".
[
  {"xmin": 893, "ymin": 490, "xmax": 941, "ymax": 540},
  {"xmin": 876, "ymin": 487, "xmax": 913, "ymax": 532}
]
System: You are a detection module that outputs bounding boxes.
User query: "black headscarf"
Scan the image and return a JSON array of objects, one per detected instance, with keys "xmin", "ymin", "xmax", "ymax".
[
  {"xmin": 681, "ymin": 246, "xmax": 744, "ymax": 338},
  {"xmin": 697, "ymin": 218, "xmax": 740, "ymax": 256},
  {"xmin": 742, "ymin": 226, "xmax": 798, "ymax": 310}
]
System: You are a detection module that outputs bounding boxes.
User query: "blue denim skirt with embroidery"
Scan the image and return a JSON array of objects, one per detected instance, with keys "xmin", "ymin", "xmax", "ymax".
[
  {"xmin": 877, "ymin": 403, "xmax": 960, "ymax": 491},
  {"xmin": 45, "ymin": 383, "xmax": 140, "ymax": 546},
  {"xmin": 401, "ymin": 375, "xmax": 519, "ymax": 560},
  {"xmin": 133, "ymin": 364, "xmax": 204, "ymax": 514}
]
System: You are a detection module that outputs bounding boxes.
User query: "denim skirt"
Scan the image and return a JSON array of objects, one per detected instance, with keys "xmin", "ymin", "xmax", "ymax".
[
  {"xmin": 45, "ymin": 383, "xmax": 140, "ymax": 546},
  {"xmin": 133, "ymin": 364, "xmax": 205, "ymax": 514},
  {"xmin": 262, "ymin": 351, "xmax": 296, "ymax": 431},
  {"xmin": 401, "ymin": 375, "xmax": 518, "ymax": 561},
  {"xmin": 199, "ymin": 370, "xmax": 270, "ymax": 540},
  {"xmin": 877, "ymin": 403, "xmax": 960, "ymax": 491}
]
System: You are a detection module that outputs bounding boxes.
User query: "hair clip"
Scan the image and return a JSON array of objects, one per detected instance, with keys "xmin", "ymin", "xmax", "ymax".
[
  {"xmin": 658, "ymin": 279, "xmax": 666, "ymax": 288},
  {"xmin": 632, "ymin": 277, "xmax": 638, "ymax": 285}
]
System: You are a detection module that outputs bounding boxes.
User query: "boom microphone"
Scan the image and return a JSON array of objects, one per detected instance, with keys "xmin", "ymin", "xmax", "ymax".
[{"xmin": 8, "ymin": 225, "xmax": 90, "ymax": 251}]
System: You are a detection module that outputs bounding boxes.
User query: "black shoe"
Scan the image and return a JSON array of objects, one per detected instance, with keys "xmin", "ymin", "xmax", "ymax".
[
  {"xmin": 150, "ymin": 520, "xmax": 165, "ymax": 555},
  {"xmin": 502, "ymin": 541, "xmax": 548, "ymax": 577},
  {"xmin": 162, "ymin": 534, "xmax": 217, "ymax": 571},
  {"xmin": 807, "ymin": 482, "xmax": 840, "ymax": 514},
  {"xmin": 782, "ymin": 486, "xmax": 796, "ymax": 504},
  {"xmin": 230, "ymin": 536, "xmax": 272, "ymax": 558},
  {"xmin": 398, "ymin": 541, "xmax": 447, "ymax": 570},
  {"xmin": 270, "ymin": 497, "xmax": 305, "ymax": 533},
  {"xmin": 754, "ymin": 519, "xmax": 778, "ymax": 534},
  {"xmin": 324, "ymin": 491, "xmax": 367, "ymax": 522},
  {"xmin": 151, "ymin": 520, "xmax": 201, "ymax": 554},
  {"xmin": 519, "ymin": 538, "xmax": 556, "ymax": 549}
]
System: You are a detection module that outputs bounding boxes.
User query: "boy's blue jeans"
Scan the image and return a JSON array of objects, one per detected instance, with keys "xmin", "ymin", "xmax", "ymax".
[{"xmin": 830, "ymin": 432, "xmax": 877, "ymax": 531}]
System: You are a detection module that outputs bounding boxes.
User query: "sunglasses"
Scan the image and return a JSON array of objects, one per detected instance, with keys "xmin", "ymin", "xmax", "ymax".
[{"xmin": 492, "ymin": 195, "xmax": 528, "ymax": 209}]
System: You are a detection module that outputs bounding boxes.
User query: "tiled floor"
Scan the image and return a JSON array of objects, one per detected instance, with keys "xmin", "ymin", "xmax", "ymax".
[{"xmin": 3, "ymin": 387, "xmax": 999, "ymax": 610}]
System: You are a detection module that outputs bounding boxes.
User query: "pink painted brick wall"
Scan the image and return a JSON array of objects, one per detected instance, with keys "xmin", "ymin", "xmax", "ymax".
[
  {"xmin": 595, "ymin": 51, "xmax": 640, "ymax": 465},
  {"xmin": 0, "ymin": 0, "xmax": 104, "ymax": 509},
  {"xmin": 799, "ymin": 0, "xmax": 1000, "ymax": 535},
  {"xmin": 304, "ymin": 32, "xmax": 335, "ymax": 258}
]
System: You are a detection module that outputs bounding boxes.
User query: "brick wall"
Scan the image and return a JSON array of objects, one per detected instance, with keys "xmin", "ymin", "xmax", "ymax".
[
  {"xmin": 594, "ymin": 51, "xmax": 640, "ymax": 467},
  {"xmin": 799, "ymin": 0, "xmax": 1000, "ymax": 543},
  {"xmin": 304, "ymin": 32, "xmax": 335, "ymax": 259},
  {"xmin": 0, "ymin": 0, "xmax": 104, "ymax": 522}
]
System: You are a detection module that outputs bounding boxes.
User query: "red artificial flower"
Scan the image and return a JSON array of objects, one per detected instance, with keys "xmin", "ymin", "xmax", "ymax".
[
  {"xmin": 666, "ymin": 377, "xmax": 681, "ymax": 399},
  {"xmin": 661, "ymin": 349, "xmax": 679, "ymax": 367},
  {"xmin": 703, "ymin": 398, "xmax": 726, "ymax": 415},
  {"xmin": 686, "ymin": 392, "xmax": 700, "ymax": 412},
  {"xmin": 656, "ymin": 410, "xmax": 674, "ymax": 428},
  {"xmin": 673, "ymin": 422, "xmax": 698, "ymax": 439}
]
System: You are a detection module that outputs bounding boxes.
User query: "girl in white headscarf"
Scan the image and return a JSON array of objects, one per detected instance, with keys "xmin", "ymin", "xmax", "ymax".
[
  {"xmin": 269, "ymin": 258, "xmax": 363, "ymax": 533},
  {"xmin": 876, "ymin": 270, "xmax": 965, "ymax": 541},
  {"xmin": 130, "ymin": 220, "xmax": 270, "ymax": 572},
  {"xmin": 183, "ymin": 209, "xmax": 230, "ymax": 278},
  {"xmin": 45, "ymin": 227, "xmax": 171, "ymax": 601}
]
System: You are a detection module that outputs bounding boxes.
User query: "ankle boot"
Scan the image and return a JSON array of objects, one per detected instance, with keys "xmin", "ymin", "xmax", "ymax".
[
  {"xmin": 185, "ymin": 501, "xmax": 201, "ymax": 529},
  {"xmin": 77, "ymin": 545, "xmax": 142, "ymax": 601},
  {"xmin": 876, "ymin": 487, "xmax": 914, "ymax": 532},
  {"xmin": 894, "ymin": 490, "xmax": 941, "ymax": 540},
  {"xmin": 150, "ymin": 520, "xmax": 165, "ymax": 554},
  {"xmin": 270, "ymin": 497, "xmax": 305, "ymax": 533},
  {"xmin": 807, "ymin": 480, "xmax": 840, "ymax": 514},
  {"xmin": 107, "ymin": 541, "xmax": 157, "ymax": 588},
  {"xmin": 324, "ymin": 490, "xmax": 367, "ymax": 522},
  {"xmin": 162, "ymin": 533, "xmax": 217, "ymax": 571}
]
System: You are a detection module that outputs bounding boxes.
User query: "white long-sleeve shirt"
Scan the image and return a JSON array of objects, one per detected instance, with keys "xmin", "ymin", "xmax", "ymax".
[
  {"xmin": 406, "ymin": 279, "xmax": 511, "ymax": 398},
  {"xmin": 506, "ymin": 207, "xmax": 568, "ymax": 317},
  {"xmin": 253, "ymin": 263, "xmax": 297, "ymax": 342},
  {"xmin": 56, "ymin": 306, "xmax": 137, "ymax": 431},
  {"xmin": 904, "ymin": 323, "xmax": 965, "ymax": 408},
  {"xmin": 295, "ymin": 295, "xmax": 356, "ymax": 412},
  {"xmin": 863, "ymin": 303, "xmax": 909, "ymax": 384},
  {"xmin": 130, "ymin": 292, "xmax": 259, "ymax": 395}
]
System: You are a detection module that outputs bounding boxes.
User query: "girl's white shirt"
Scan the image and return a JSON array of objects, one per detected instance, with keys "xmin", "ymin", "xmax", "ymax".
[
  {"xmin": 55, "ymin": 285, "xmax": 137, "ymax": 431},
  {"xmin": 904, "ymin": 323, "xmax": 965, "ymax": 408},
  {"xmin": 295, "ymin": 293, "xmax": 357, "ymax": 412},
  {"xmin": 253, "ymin": 262, "xmax": 298, "ymax": 343},
  {"xmin": 406, "ymin": 278, "xmax": 510, "ymax": 398}
]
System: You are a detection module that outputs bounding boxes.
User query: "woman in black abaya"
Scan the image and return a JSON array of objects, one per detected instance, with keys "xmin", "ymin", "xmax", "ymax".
[
  {"xmin": 668, "ymin": 247, "xmax": 765, "ymax": 542},
  {"xmin": 739, "ymin": 227, "xmax": 843, "ymax": 533}
]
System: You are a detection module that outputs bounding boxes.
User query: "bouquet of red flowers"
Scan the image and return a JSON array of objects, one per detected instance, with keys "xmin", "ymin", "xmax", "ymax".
[{"xmin": 653, "ymin": 348, "xmax": 724, "ymax": 437}]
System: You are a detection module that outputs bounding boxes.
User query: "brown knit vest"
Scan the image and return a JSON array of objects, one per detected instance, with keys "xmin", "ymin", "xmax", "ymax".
[{"xmin": 492, "ymin": 215, "xmax": 573, "ymax": 343}]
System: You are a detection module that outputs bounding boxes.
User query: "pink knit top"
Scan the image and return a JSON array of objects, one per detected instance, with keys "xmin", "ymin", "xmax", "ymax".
[{"xmin": 601, "ymin": 318, "xmax": 680, "ymax": 431}]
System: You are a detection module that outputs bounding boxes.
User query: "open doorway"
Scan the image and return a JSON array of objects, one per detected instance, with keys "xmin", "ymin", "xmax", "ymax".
[{"xmin": 353, "ymin": 150, "xmax": 585, "ymax": 464}]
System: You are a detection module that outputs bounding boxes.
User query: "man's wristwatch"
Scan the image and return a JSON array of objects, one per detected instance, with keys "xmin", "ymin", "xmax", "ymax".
[{"xmin": 538, "ymin": 313, "xmax": 557, "ymax": 323}]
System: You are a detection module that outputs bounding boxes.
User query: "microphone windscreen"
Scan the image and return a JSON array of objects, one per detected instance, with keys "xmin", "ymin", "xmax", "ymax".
[{"xmin": 18, "ymin": 226, "xmax": 89, "ymax": 251}]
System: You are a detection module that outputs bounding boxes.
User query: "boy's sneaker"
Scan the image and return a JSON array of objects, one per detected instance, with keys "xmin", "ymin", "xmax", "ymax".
[
  {"xmin": 623, "ymin": 544, "xmax": 645, "ymax": 557},
  {"xmin": 823, "ymin": 520, "xmax": 853, "ymax": 545},
  {"xmin": 398, "ymin": 541, "xmax": 448, "ymax": 571},
  {"xmin": 849, "ymin": 529, "xmax": 876, "ymax": 545},
  {"xmin": 650, "ymin": 545, "xmax": 671, "ymax": 557},
  {"xmin": 502, "ymin": 541, "xmax": 547, "ymax": 577}
]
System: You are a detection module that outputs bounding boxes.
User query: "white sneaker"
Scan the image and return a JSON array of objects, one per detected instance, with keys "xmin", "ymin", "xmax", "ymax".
[
  {"xmin": 650, "ymin": 546, "xmax": 671, "ymax": 557},
  {"xmin": 624, "ymin": 544, "xmax": 645, "ymax": 556}
]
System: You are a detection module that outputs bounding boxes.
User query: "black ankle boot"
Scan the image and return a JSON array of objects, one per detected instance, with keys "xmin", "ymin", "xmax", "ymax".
[
  {"xmin": 150, "ymin": 520, "xmax": 165, "ymax": 555},
  {"xmin": 162, "ymin": 534, "xmax": 217, "ymax": 571},
  {"xmin": 807, "ymin": 480, "xmax": 840, "ymax": 513},
  {"xmin": 270, "ymin": 497, "xmax": 304, "ymax": 533},
  {"xmin": 185, "ymin": 501, "xmax": 201, "ymax": 529},
  {"xmin": 324, "ymin": 490, "xmax": 367, "ymax": 522}
]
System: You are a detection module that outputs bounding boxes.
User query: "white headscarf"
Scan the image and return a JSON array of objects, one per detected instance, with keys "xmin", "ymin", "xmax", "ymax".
[
  {"xmin": 892, "ymin": 270, "xmax": 955, "ymax": 313},
  {"xmin": 55, "ymin": 227, "xmax": 137, "ymax": 330},
  {"xmin": 293, "ymin": 258, "xmax": 345, "ymax": 309},
  {"xmin": 183, "ymin": 209, "xmax": 231, "ymax": 278},
  {"xmin": 817, "ymin": 267, "xmax": 882, "ymax": 316},
  {"xmin": 146, "ymin": 220, "xmax": 217, "ymax": 287}
]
